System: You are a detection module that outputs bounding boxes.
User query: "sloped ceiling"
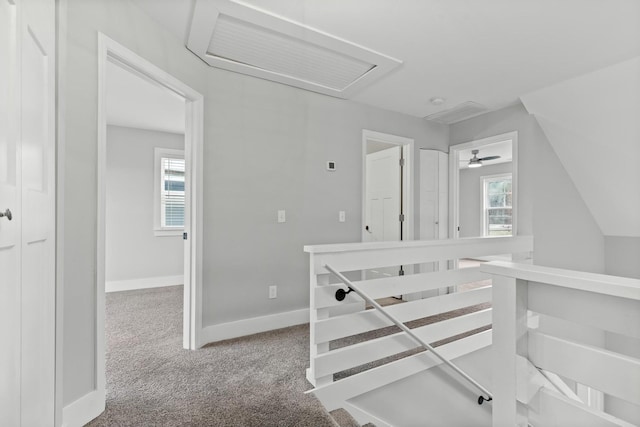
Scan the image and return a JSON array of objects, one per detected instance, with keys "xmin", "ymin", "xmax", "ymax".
[{"xmin": 521, "ymin": 57, "xmax": 640, "ymax": 237}]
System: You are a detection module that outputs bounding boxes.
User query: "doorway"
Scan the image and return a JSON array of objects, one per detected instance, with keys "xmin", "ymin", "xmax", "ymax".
[
  {"xmin": 104, "ymin": 61, "xmax": 186, "ymax": 296},
  {"xmin": 449, "ymin": 131, "xmax": 518, "ymax": 276},
  {"xmin": 97, "ymin": 33, "xmax": 204, "ymax": 405},
  {"xmin": 362, "ymin": 130, "xmax": 413, "ymax": 280},
  {"xmin": 449, "ymin": 131, "xmax": 518, "ymax": 241}
]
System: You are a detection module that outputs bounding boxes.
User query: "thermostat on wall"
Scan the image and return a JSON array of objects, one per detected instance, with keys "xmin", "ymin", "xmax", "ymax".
[{"xmin": 326, "ymin": 161, "xmax": 336, "ymax": 171}]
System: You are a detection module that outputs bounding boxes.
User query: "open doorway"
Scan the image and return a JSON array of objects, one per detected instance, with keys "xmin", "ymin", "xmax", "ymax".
[
  {"xmin": 361, "ymin": 130, "xmax": 413, "ymax": 296},
  {"xmin": 97, "ymin": 34, "xmax": 204, "ymax": 407},
  {"xmin": 104, "ymin": 61, "xmax": 186, "ymax": 294},
  {"xmin": 449, "ymin": 131, "xmax": 518, "ymax": 289},
  {"xmin": 362, "ymin": 130, "xmax": 414, "ymax": 244},
  {"xmin": 449, "ymin": 131, "xmax": 518, "ymax": 240}
]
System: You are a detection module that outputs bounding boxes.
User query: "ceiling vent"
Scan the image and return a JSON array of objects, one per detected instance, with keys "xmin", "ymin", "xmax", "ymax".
[
  {"xmin": 424, "ymin": 102, "xmax": 489, "ymax": 124},
  {"xmin": 187, "ymin": 0, "xmax": 402, "ymax": 98}
]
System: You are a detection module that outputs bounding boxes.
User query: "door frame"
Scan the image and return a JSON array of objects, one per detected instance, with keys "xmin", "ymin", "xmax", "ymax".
[
  {"xmin": 361, "ymin": 130, "xmax": 414, "ymax": 243},
  {"xmin": 449, "ymin": 131, "xmax": 518, "ymax": 240},
  {"xmin": 96, "ymin": 33, "xmax": 204, "ymax": 398}
]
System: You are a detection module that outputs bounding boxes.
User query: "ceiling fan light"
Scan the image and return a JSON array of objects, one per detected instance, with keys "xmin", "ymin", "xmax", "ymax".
[{"xmin": 468, "ymin": 160, "xmax": 482, "ymax": 168}]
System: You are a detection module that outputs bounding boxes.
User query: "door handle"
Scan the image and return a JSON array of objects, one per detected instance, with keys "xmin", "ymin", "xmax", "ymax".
[{"xmin": 0, "ymin": 208, "xmax": 12, "ymax": 221}]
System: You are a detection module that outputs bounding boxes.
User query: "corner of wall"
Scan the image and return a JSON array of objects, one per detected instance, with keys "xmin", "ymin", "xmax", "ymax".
[
  {"xmin": 200, "ymin": 308, "xmax": 310, "ymax": 346},
  {"xmin": 528, "ymin": 115, "xmax": 605, "ymax": 273},
  {"xmin": 449, "ymin": 104, "xmax": 605, "ymax": 274},
  {"xmin": 604, "ymin": 236, "xmax": 640, "ymax": 279}
]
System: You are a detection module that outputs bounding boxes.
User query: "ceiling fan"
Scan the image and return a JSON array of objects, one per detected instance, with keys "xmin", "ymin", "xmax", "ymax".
[{"xmin": 464, "ymin": 149, "xmax": 500, "ymax": 168}]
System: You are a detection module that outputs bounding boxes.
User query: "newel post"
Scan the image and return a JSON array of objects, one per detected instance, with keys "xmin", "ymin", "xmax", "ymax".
[
  {"xmin": 306, "ymin": 253, "xmax": 332, "ymax": 387},
  {"xmin": 492, "ymin": 275, "xmax": 529, "ymax": 427}
]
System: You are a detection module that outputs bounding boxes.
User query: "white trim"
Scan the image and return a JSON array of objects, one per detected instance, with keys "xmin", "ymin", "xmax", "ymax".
[
  {"xmin": 200, "ymin": 308, "xmax": 310, "ymax": 346},
  {"xmin": 482, "ymin": 261, "xmax": 640, "ymax": 301},
  {"xmin": 153, "ymin": 229, "xmax": 183, "ymax": 237},
  {"xmin": 187, "ymin": 0, "xmax": 401, "ymax": 99},
  {"xmin": 361, "ymin": 130, "xmax": 415, "ymax": 244},
  {"xmin": 97, "ymin": 33, "xmax": 108, "ymax": 406},
  {"xmin": 449, "ymin": 131, "xmax": 518, "ymax": 239},
  {"xmin": 105, "ymin": 275, "xmax": 184, "ymax": 293},
  {"xmin": 61, "ymin": 389, "xmax": 105, "ymax": 427},
  {"xmin": 97, "ymin": 33, "xmax": 205, "ymax": 419},
  {"xmin": 56, "ymin": 0, "xmax": 68, "ymax": 425}
]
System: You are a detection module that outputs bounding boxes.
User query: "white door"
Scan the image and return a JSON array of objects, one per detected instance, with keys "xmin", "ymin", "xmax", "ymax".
[
  {"xmin": 0, "ymin": 2, "xmax": 20, "ymax": 424},
  {"xmin": 365, "ymin": 146, "xmax": 401, "ymax": 278},
  {"xmin": 365, "ymin": 146, "xmax": 401, "ymax": 243},
  {"xmin": 418, "ymin": 150, "xmax": 449, "ymax": 298},
  {"xmin": 0, "ymin": 0, "xmax": 56, "ymax": 425}
]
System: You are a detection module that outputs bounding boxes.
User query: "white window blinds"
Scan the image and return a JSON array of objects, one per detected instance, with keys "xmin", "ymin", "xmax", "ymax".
[{"xmin": 160, "ymin": 156, "xmax": 185, "ymax": 228}]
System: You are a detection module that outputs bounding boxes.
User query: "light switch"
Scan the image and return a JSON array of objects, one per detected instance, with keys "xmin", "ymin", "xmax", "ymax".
[
  {"xmin": 339, "ymin": 211, "xmax": 346, "ymax": 222},
  {"xmin": 277, "ymin": 210, "xmax": 286, "ymax": 223}
]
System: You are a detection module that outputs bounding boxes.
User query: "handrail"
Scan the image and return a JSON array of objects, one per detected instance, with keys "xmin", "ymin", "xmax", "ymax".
[{"xmin": 324, "ymin": 263, "xmax": 493, "ymax": 405}]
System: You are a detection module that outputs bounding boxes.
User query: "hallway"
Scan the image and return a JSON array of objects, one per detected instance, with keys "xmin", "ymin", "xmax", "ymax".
[{"xmin": 88, "ymin": 286, "xmax": 335, "ymax": 427}]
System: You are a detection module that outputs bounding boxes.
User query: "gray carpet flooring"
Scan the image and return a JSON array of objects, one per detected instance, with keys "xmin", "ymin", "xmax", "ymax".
[
  {"xmin": 87, "ymin": 286, "xmax": 338, "ymax": 427},
  {"xmin": 88, "ymin": 284, "xmax": 490, "ymax": 426}
]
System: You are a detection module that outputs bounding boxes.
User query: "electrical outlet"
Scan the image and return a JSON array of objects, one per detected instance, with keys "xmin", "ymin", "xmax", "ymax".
[
  {"xmin": 339, "ymin": 211, "xmax": 346, "ymax": 222},
  {"xmin": 277, "ymin": 210, "xmax": 286, "ymax": 223},
  {"xmin": 269, "ymin": 285, "xmax": 277, "ymax": 299}
]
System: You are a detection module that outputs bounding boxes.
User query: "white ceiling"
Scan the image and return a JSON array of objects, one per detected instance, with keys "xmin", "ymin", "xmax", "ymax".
[
  {"xmin": 106, "ymin": 60, "xmax": 186, "ymax": 134},
  {"xmin": 133, "ymin": 0, "xmax": 640, "ymax": 119}
]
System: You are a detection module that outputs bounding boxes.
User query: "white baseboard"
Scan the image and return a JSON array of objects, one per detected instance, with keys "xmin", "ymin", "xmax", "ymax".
[
  {"xmin": 200, "ymin": 308, "xmax": 309, "ymax": 346},
  {"xmin": 62, "ymin": 389, "xmax": 105, "ymax": 427},
  {"xmin": 105, "ymin": 275, "xmax": 183, "ymax": 293}
]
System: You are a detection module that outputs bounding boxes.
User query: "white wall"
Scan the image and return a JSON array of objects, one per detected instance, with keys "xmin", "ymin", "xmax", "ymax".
[
  {"xmin": 604, "ymin": 236, "xmax": 640, "ymax": 279},
  {"xmin": 521, "ymin": 56, "xmax": 640, "ymax": 237},
  {"xmin": 450, "ymin": 103, "xmax": 605, "ymax": 273},
  {"xmin": 459, "ymin": 162, "xmax": 512, "ymax": 238},
  {"xmin": 60, "ymin": 0, "xmax": 449, "ymax": 409},
  {"xmin": 105, "ymin": 125, "xmax": 183, "ymax": 287},
  {"xmin": 203, "ymin": 69, "xmax": 448, "ymax": 326}
]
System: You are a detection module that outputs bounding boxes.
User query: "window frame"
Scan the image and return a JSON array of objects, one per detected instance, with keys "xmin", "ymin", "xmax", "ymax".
[
  {"xmin": 481, "ymin": 173, "xmax": 513, "ymax": 237},
  {"xmin": 153, "ymin": 147, "xmax": 185, "ymax": 236}
]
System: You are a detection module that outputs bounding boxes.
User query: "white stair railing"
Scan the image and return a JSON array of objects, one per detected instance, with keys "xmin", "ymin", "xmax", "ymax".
[
  {"xmin": 304, "ymin": 236, "xmax": 534, "ymax": 425},
  {"xmin": 325, "ymin": 262, "xmax": 493, "ymax": 404},
  {"xmin": 485, "ymin": 261, "xmax": 640, "ymax": 427}
]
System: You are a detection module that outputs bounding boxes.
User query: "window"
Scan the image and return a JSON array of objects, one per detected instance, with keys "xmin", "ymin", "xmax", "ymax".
[
  {"xmin": 154, "ymin": 148, "xmax": 185, "ymax": 235},
  {"xmin": 482, "ymin": 174, "xmax": 512, "ymax": 236}
]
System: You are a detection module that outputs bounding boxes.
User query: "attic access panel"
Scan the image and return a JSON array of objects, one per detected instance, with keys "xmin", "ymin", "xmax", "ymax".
[{"xmin": 187, "ymin": 0, "xmax": 402, "ymax": 98}]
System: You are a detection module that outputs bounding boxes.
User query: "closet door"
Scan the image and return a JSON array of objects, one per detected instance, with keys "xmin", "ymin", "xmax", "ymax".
[
  {"xmin": 420, "ymin": 149, "xmax": 448, "ymax": 241},
  {"xmin": 0, "ymin": 2, "xmax": 20, "ymax": 423},
  {"xmin": 0, "ymin": 0, "xmax": 56, "ymax": 425},
  {"xmin": 419, "ymin": 150, "xmax": 448, "ymax": 297}
]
